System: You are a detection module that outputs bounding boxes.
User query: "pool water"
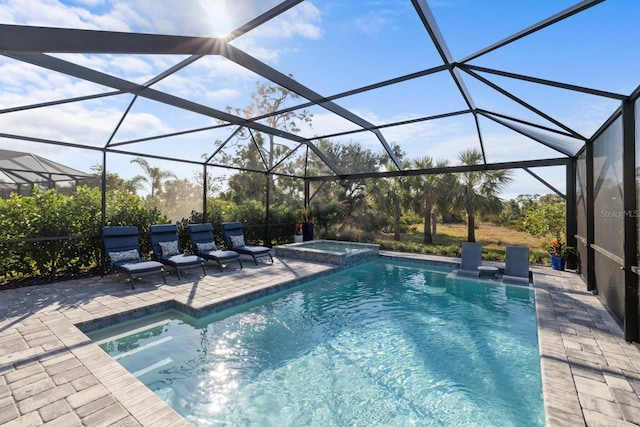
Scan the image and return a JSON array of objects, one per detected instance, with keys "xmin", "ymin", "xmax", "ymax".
[{"xmin": 88, "ymin": 259, "xmax": 544, "ymax": 426}]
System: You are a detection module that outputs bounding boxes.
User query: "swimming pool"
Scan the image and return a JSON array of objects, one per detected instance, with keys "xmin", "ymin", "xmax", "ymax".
[{"xmin": 88, "ymin": 259, "xmax": 543, "ymax": 426}]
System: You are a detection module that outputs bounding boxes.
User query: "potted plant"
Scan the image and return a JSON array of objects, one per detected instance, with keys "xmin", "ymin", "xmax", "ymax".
[
  {"xmin": 548, "ymin": 236, "xmax": 576, "ymax": 271},
  {"xmin": 294, "ymin": 223, "xmax": 303, "ymax": 243},
  {"xmin": 301, "ymin": 208, "xmax": 314, "ymax": 241}
]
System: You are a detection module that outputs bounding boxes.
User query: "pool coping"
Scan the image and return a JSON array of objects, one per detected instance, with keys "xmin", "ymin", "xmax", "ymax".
[{"xmin": 1, "ymin": 252, "xmax": 640, "ymax": 425}]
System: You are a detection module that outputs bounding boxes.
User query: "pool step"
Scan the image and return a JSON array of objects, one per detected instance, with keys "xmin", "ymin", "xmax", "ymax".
[
  {"xmin": 93, "ymin": 319, "xmax": 172, "ymax": 346},
  {"xmin": 132, "ymin": 357, "xmax": 173, "ymax": 378},
  {"xmin": 113, "ymin": 336, "xmax": 174, "ymax": 361}
]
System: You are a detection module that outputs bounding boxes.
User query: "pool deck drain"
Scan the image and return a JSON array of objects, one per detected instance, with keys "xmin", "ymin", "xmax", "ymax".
[{"xmin": 0, "ymin": 252, "xmax": 639, "ymax": 426}]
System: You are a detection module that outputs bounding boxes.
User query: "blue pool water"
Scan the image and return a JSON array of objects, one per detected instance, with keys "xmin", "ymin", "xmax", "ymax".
[{"xmin": 88, "ymin": 259, "xmax": 544, "ymax": 426}]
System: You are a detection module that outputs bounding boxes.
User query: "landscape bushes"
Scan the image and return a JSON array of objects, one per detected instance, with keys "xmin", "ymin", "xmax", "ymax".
[
  {"xmin": 0, "ymin": 182, "xmax": 558, "ymax": 286},
  {"xmin": 0, "ymin": 187, "xmax": 166, "ymax": 281},
  {"xmin": 0, "ymin": 187, "xmax": 299, "ymax": 284}
]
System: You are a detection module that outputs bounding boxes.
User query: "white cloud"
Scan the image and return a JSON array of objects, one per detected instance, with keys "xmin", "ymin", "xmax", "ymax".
[
  {"xmin": 0, "ymin": 59, "xmax": 117, "ymax": 108},
  {"xmin": 0, "ymin": 100, "xmax": 172, "ymax": 146},
  {"xmin": 205, "ymin": 88, "xmax": 242, "ymax": 104},
  {"xmin": 354, "ymin": 10, "xmax": 396, "ymax": 37},
  {"xmin": 236, "ymin": 2, "xmax": 322, "ymax": 40},
  {"xmin": 229, "ymin": 2, "xmax": 322, "ymax": 64}
]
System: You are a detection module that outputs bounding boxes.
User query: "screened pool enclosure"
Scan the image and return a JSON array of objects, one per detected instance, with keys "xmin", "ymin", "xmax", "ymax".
[{"xmin": 0, "ymin": 0, "xmax": 639, "ymax": 338}]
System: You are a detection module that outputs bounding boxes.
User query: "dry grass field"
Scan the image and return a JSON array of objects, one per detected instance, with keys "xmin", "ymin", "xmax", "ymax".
[
  {"xmin": 424, "ymin": 222, "xmax": 548, "ymax": 251},
  {"xmin": 375, "ymin": 221, "xmax": 550, "ymax": 264}
]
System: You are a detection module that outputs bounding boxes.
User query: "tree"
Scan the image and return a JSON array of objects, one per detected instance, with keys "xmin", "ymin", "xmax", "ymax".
[
  {"xmin": 90, "ymin": 163, "xmax": 141, "ymax": 194},
  {"xmin": 226, "ymin": 77, "xmax": 312, "ymax": 204},
  {"xmin": 193, "ymin": 160, "xmax": 227, "ymax": 199},
  {"xmin": 409, "ymin": 157, "xmax": 450, "ymax": 243},
  {"xmin": 162, "ymin": 178, "xmax": 201, "ymax": 222},
  {"xmin": 310, "ymin": 139, "xmax": 402, "ymax": 219},
  {"xmin": 130, "ymin": 157, "xmax": 176, "ymax": 198},
  {"xmin": 224, "ymin": 132, "xmax": 269, "ymax": 204},
  {"xmin": 456, "ymin": 148, "xmax": 513, "ymax": 242},
  {"xmin": 368, "ymin": 162, "xmax": 409, "ymax": 241},
  {"xmin": 522, "ymin": 197, "xmax": 566, "ymax": 238}
]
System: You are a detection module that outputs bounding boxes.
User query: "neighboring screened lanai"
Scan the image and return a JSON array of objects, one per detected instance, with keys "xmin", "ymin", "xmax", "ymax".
[
  {"xmin": 0, "ymin": 150, "xmax": 92, "ymax": 197},
  {"xmin": 1, "ymin": 1, "xmax": 640, "ymax": 339}
]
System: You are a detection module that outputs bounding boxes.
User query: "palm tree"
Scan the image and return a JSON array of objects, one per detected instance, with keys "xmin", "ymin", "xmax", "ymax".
[
  {"xmin": 130, "ymin": 157, "xmax": 176, "ymax": 198},
  {"xmin": 433, "ymin": 168, "xmax": 460, "ymax": 239},
  {"xmin": 456, "ymin": 148, "xmax": 513, "ymax": 242},
  {"xmin": 410, "ymin": 156, "xmax": 450, "ymax": 244},
  {"xmin": 368, "ymin": 162, "xmax": 409, "ymax": 241}
]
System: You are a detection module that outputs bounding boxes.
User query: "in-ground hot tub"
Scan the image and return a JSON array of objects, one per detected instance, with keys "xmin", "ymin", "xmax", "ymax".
[{"xmin": 274, "ymin": 239, "xmax": 379, "ymax": 267}]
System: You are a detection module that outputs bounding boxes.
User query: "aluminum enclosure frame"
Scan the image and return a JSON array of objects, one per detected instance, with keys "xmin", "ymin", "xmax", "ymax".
[{"xmin": 1, "ymin": 1, "xmax": 640, "ymax": 338}]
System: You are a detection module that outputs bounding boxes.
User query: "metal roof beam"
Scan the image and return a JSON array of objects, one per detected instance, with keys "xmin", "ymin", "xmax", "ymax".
[
  {"xmin": 307, "ymin": 157, "xmax": 570, "ymax": 181},
  {"xmin": 225, "ymin": 0, "xmax": 303, "ymax": 41},
  {"xmin": 0, "ymin": 0, "xmax": 299, "ymax": 56},
  {"xmin": 268, "ymin": 143, "xmax": 305, "ymax": 174},
  {"xmin": 0, "ymin": 132, "xmax": 101, "ymax": 151},
  {"xmin": 411, "ymin": 0, "xmax": 477, "ymax": 113},
  {"xmin": 0, "ymin": 91, "xmax": 121, "ymax": 114},
  {"xmin": 110, "ymin": 123, "xmax": 234, "ymax": 148},
  {"xmin": 411, "ymin": 0, "xmax": 484, "ymax": 162},
  {"xmin": 306, "ymin": 110, "xmax": 471, "ymax": 141},
  {"xmin": 472, "ymin": 115, "xmax": 488, "ymax": 162},
  {"xmin": 218, "ymin": 43, "xmax": 404, "ymax": 171},
  {"xmin": 477, "ymin": 109, "xmax": 579, "ymax": 139},
  {"xmin": 0, "ymin": 0, "xmax": 301, "ymax": 54},
  {"xmin": 462, "ymin": 67, "xmax": 586, "ymax": 140},
  {"xmin": 460, "ymin": 0, "xmax": 605, "ymax": 63},
  {"xmin": 106, "ymin": 55, "xmax": 207, "ymax": 147},
  {"xmin": 0, "ymin": 24, "xmax": 226, "ymax": 55},
  {"xmin": 207, "ymin": 127, "xmax": 243, "ymax": 163},
  {"xmin": 459, "ymin": 64, "xmax": 626, "ymax": 100},
  {"xmin": 3, "ymin": 51, "xmax": 344, "ymax": 176},
  {"xmin": 235, "ymin": 64, "xmax": 450, "ymax": 136},
  {"xmin": 523, "ymin": 167, "xmax": 565, "ymax": 199},
  {"xmin": 478, "ymin": 112, "xmax": 575, "ymax": 157},
  {"xmin": 4, "ymin": 53, "xmax": 301, "ymax": 141}
]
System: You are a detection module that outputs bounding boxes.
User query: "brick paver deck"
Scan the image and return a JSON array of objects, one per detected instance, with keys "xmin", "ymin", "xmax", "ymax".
[{"xmin": 0, "ymin": 252, "xmax": 639, "ymax": 426}]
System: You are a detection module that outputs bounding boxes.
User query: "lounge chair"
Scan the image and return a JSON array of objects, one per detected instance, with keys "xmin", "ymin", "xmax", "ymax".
[
  {"xmin": 149, "ymin": 224, "xmax": 206, "ymax": 279},
  {"xmin": 456, "ymin": 242, "xmax": 483, "ymax": 277},
  {"xmin": 102, "ymin": 226, "xmax": 166, "ymax": 289},
  {"xmin": 187, "ymin": 223, "xmax": 243, "ymax": 272},
  {"xmin": 221, "ymin": 222, "xmax": 273, "ymax": 265},
  {"xmin": 502, "ymin": 245, "xmax": 530, "ymax": 284}
]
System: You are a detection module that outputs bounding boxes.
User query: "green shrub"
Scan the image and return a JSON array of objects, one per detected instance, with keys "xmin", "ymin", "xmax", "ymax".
[{"xmin": 1, "ymin": 187, "xmax": 168, "ymax": 283}]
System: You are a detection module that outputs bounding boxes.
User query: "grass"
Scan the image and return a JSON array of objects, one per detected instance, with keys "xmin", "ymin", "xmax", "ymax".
[{"xmin": 375, "ymin": 222, "xmax": 549, "ymax": 264}]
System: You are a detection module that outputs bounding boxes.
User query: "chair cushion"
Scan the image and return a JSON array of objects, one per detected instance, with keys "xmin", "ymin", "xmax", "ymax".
[
  {"xmin": 196, "ymin": 241, "xmax": 217, "ymax": 252},
  {"xmin": 159, "ymin": 240, "xmax": 180, "ymax": 256},
  {"xmin": 113, "ymin": 259, "xmax": 162, "ymax": 274},
  {"xmin": 108, "ymin": 249, "xmax": 139, "ymax": 262},
  {"xmin": 230, "ymin": 235, "xmax": 245, "ymax": 248},
  {"xmin": 200, "ymin": 249, "xmax": 239, "ymax": 261},
  {"xmin": 235, "ymin": 246, "xmax": 270, "ymax": 255},
  {"xmin": 161, "ymin": 254, "xmax": 202, "ymax": 266}
]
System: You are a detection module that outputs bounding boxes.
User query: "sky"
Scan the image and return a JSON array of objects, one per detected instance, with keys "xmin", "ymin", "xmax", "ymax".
[{"xmin": 0, "ymin": 0, "xmax": 639, "ymax": 200}]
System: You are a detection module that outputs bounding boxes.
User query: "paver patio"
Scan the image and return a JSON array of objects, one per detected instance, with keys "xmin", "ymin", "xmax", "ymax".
[{"xmin": 1, "ymin": 252, "xmax": 639, "ymax": 426}]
